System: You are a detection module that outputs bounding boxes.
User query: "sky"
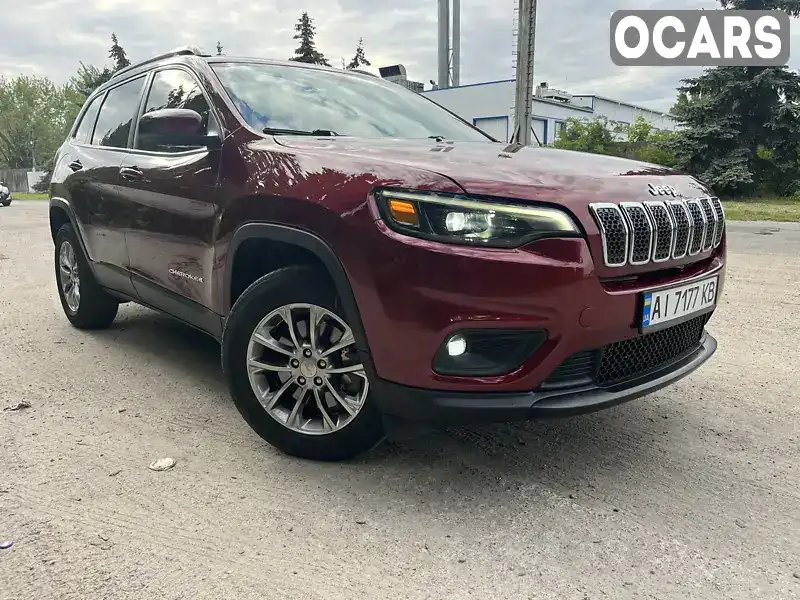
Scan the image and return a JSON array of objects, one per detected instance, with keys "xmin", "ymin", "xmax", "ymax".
[{"xmin": 1, "ymin": 0, "xmax": 799, "ymax": 111}]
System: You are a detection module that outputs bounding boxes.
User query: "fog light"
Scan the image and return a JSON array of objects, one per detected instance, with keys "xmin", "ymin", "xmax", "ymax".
[
  {"xmin": 446, "ymin": 334, "xmax": 467, "ymax": 357},
  {"xmin": 433, "ymin": 329, "xmax": 547, "ymax": 377}
]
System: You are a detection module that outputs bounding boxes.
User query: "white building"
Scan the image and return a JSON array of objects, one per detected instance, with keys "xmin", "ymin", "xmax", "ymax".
[{"xmin": 421, "ymin": 79, "xmax": 677, "ymax": 145}]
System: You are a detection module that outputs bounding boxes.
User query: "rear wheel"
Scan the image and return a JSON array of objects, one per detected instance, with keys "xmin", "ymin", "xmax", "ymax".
[
  {"xmin": 54, "ymin": 223, "xmax": 119, "ymax": 329},
  {"xmin": 222, "ymin": 266, "xmax": 384, "ymax": 461}
]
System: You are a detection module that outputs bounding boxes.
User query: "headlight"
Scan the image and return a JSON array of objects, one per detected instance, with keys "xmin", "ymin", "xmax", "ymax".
[{"xmin": 375, "ymin": 189, "xmax": 581, "ymax": 248}]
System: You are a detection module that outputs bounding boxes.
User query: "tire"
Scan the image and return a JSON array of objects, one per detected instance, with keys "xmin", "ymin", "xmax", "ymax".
[
  {"xmin": 1, "ymin": 200, "xmax": 9, "ymax": 207},
  {"xmin": 222, "ymin": 265, "xmax": 385, "ymax": 461},
  {"xmin": 54, "ymin": 223, "xmax": 119, "ymax": 329}
]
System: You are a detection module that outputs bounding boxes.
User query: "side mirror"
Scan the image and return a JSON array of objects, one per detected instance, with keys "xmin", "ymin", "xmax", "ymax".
[{"xmin": 138, "ymin": 108, "xmax": 221, "ymax": 150}]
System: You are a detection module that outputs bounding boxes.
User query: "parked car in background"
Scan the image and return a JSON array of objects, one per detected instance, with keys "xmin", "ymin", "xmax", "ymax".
[
  {"xmin": 47, "ymin": 47, "xmax": 726, "ymax": 462},
  {"xmin": 0, "ymin": 182, "xmax": 11, "ymax": 206}
]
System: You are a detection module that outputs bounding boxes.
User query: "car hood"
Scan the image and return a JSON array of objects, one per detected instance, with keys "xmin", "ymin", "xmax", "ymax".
[{"xmin": 271, "ymin": 137, "xmax": 712, "ymax": 207}]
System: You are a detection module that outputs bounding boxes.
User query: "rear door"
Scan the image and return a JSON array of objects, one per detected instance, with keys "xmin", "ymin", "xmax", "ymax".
[
  {"xmin": 56, "ymin": 75, "xmax": 147, "ymax": 292},
  {"xmin": 117, "ymin": 66, "xmax": 222, "ymax": 328}
]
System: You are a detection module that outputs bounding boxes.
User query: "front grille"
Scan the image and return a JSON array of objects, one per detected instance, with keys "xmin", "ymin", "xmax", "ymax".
[
  {"xmin": 540, "ymin": 350, "xmax": 597, "ymax": 389},
  {"xmin": 541, "ymin": 314, "xmax": 710, "ymax": 389},
  {"xmin": 590, "ymin": 197, "xmax": 724, "ymax": 268}
]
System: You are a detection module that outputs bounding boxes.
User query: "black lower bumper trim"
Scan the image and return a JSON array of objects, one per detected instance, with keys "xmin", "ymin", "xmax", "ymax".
[{"xmin": 372, "ymin": 332, "xmax": 717, "ymax": 425}]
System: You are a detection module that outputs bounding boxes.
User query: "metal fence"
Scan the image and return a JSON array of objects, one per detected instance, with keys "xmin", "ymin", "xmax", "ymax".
[
  {"xmin": 0, "ymin": 169, "xmax": 30, "ymax": 192},
  {"xmin": 0, "ymin": 169, "xmax": 46, "ymax": 192}
]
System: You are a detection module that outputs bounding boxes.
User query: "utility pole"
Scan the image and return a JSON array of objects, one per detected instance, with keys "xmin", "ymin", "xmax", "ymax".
[
  {"xmin": 452, "ymin": 0, "xmax": 461, "ymax": 86},
  {"xmin": 437, "ymin": 0, "xmax": 450, "ymax": 89},
  {"xmin": 510, "ymin": 0, "xmax": 537, "ymax": 145}
]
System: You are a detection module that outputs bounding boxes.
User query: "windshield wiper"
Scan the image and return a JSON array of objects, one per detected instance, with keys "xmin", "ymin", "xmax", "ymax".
[
  {"xmin": 263, "ymin": 127, "xmax": 339, "ymax": 137},
  {"xmin": 428, "ymin": 135, "xmax": 447, "ymax": 142}
]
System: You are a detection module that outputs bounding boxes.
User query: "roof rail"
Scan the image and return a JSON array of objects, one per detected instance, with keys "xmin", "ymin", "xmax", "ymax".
[
  {"xmin": 110, "ymin": 46, "xmax": 206, "ymax": 81},
  {"xmin": 349, "ymin": 68, "xmax": 379, "ymax": 78}
]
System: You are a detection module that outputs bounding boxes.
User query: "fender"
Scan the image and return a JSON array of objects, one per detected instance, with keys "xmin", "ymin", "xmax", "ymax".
[
  {"xmin": 49, "ymin": 197, "xmax": 93, "ymax": 268},
  {"xmin": 223, "ymin": 222, "xmax": 372, "ymax": 355},
  {"xmin": 49, "ymin": 196, "xmax": 139, "ymax": 301}
]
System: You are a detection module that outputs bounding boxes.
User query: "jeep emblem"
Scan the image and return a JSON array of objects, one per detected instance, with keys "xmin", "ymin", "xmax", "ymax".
[{"xmin": 648, "ymin": 183, "xmax": 679, "ymax": 197}]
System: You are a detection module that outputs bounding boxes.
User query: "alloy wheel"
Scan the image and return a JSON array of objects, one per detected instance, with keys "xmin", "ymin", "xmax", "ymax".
[
  {"xmin": 59, "ymin": 241, "xmax": 81, "ymax": 312},
  {"xmin": 246, "ymin": 303, "xmax": 369, "ymax": 435}
]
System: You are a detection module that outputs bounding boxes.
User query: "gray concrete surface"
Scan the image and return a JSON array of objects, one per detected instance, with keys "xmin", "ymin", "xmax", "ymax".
[{"xmin": 1, "ymin": 201, "xmax": 799, "ymax": 600}]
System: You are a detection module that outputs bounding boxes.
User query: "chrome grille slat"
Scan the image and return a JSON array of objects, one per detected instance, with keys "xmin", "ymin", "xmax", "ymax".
[
  {"xmin": 700, "ymin": 197, "xmax": 717, "ymax": 252},
  {"xmin": 589, "ymin": 203, "xmax": 628, "ymax": 267},
  {"xmin": 643, "ymin": 201, "xmax": 674, "ymax": 262},
  {"xmin": 686, "ymin": 200, "xmax": 706, "ymax": 255},
  {"xmin": 667, "ymin": 200, "xmax": 691, "ymax": 259},
  {"xmin": 590, "ymin": 195, "xmax": 725, "ymax": 268},
  {"xmin": 710, "ymin": 197, "xmax": 725, "ymax": 247},
  {"xmin": 620, "ymin": 202, "xmax": 653, "ymax": 265}
]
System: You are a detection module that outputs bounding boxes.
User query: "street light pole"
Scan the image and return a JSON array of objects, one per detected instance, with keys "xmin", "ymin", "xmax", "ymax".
[{"xmin": 510, "ymin": 0, "xmax": 538, "ymax": 146}]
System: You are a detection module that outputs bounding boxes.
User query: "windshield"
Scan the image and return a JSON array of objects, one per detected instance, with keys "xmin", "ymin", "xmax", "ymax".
[{"xmin": 210, "ymin": 62, "xmax": 492, "ymax": 142}]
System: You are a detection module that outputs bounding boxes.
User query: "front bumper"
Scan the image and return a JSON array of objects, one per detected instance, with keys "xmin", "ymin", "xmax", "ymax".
[{"xmin": 372, "ymin": 331, "xmax": 717, "ymax": 424}]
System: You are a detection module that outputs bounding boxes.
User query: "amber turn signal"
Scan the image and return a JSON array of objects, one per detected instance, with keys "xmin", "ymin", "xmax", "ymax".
[{"xmin": 388, "ymin": 199, "xmax": 420, "ymax": 227}]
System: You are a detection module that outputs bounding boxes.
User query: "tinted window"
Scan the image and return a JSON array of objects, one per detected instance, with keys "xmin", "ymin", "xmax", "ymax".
[
  {"xmin": 211, "ymin": 63, "xmax": 490, "ymax": 142},
  {"xmin": 137, "ymin": 69, "xmax": 212, "ymax": 152},
  {"xmin": 92, "ymin": 76, "xmax": 146, "ymax": 148},
  {"xmin": 73, "ymin": 95, "xmax": 103, "ymax": 143}
]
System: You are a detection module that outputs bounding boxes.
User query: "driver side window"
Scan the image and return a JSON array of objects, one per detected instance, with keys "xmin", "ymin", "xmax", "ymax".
[{"xmin": 137, "ymin": 69, "xmax": 214, "ymax": 152}]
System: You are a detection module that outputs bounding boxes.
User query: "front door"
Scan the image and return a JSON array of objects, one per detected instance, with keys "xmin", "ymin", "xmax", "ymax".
[{"xmin": 117, "ymin": 66, "xmax": 222, "ymax": 333}]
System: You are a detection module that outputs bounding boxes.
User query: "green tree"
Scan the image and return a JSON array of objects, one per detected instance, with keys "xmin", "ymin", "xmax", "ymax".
[
  {"xmin": 0, "ymin": 76, "xmax": 76, "ymax": 170},
  {"xmin": 109, "ymin": 33, "xmax": 130, "ymax": 71},
  {"xmin": 346, "ymin": 38, "xmax": 371, "ymax": 69},
  {"xmin": 69, "ymin": 62, "xmax": 114, "ymax": 100},
  {"xmin": 289, "ymin": 12, "xmax": 330, "ymax": 66},
  {"xmin": 669, "ymin": 0, "xmax": 800, "ymax": 197}
]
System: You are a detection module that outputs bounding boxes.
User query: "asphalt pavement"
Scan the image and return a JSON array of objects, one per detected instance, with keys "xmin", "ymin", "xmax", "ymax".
[{"xmin": 1, "ymin": 201, "xmax": 798, "ymax": 600}]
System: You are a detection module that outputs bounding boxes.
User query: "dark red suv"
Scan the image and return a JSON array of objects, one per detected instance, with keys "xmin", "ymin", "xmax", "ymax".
[{"xmin": 49, "ymin": 47, "xmax": 726, "ymax": 461}]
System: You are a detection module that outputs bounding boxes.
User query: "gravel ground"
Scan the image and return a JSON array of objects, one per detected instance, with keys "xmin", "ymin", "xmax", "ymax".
[{"xmin": 1, "ymin": 202, "xmax": 798, "ymax": 600}]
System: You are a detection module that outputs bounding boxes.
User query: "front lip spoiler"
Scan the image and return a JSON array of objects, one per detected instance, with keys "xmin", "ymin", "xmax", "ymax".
[{"xmin": 372, "ymin": 332, "xmax": 717, "ymax": 425}]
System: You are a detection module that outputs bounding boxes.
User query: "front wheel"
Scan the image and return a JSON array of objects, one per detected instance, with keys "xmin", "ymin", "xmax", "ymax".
[{"xmin": 222, "ymin": 266, "xmax": 385, "ymax": 461}]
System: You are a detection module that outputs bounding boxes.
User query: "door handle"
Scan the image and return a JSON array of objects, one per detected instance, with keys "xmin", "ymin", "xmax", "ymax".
[
  {"xmin": 68, "ymin": 160, "xmax": 83, "ymax": 172},
  {"xmin": 119, "ymin": 166, "xmax": 144, "ymax": 181}
]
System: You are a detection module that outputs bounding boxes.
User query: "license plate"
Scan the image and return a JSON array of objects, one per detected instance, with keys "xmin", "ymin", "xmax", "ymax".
[{"xmin": 641, "ymin": 275, "xmax": 719, "ymax": 330}]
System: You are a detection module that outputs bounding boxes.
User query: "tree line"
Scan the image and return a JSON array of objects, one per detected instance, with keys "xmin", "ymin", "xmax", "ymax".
[{"xmin": 0, "ymin": 12, "xmax": 369, "ymax": 189}]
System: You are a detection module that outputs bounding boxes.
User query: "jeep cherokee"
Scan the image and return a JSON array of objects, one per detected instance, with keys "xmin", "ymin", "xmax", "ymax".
[{"xmin": 48, "ymin": 47, "xmax": 726, "ymax": 461}]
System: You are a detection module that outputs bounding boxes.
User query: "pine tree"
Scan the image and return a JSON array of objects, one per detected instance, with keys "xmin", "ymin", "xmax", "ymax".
[
  {"xmin": 216, "ymin": 41, "xmax": 223, "ymax": 56},
  {"xmin": 669, "ymin": 0, "xmax": 800, "ymax": 197},
  {"xmin": 108, "ymin": 33, "xmax": 130, "ymax": 72},
  {"xmin": 289, "ymin": 12, "xmax": 330, "ymax": 66},
  {"xmin": 346, "ymin": 38, "xmax": 371, "ymax": 70}
]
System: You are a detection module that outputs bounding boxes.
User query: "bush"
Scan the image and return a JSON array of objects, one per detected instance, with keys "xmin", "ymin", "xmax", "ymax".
[{"xmin": 553, "ymin": 116, "xmax": 677, "ymax": 168}]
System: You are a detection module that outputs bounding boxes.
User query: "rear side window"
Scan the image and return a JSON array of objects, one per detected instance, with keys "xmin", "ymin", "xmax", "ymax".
[
  {"xmin": 73, "ymin": 95, "xmax": 103, "ymax": 143},
  {"xmin": 137, "ymin": 69, "xmax": 213, "ymax": 152},
  {"xmin": 92, "ymin": 76, "xmax": 146, "ymax": 148}
]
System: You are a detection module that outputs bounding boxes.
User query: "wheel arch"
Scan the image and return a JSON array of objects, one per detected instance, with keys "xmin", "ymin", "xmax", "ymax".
[
  {"xmin": 223, "ymin": 223, "xmax": 371, "ymax": 355},
  {"xmin": 49, "ymin": 198, "xmax": 93, "ymax": 265}
]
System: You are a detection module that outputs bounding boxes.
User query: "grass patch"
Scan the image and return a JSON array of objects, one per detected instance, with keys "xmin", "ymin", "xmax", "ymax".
[
  {"xmin": 723, "ymin": 197, "xmax": 800, "ymax": 222},
  {"xmin": 13, "ymin": 192, "xmax": 48, "ymax": 201}
]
